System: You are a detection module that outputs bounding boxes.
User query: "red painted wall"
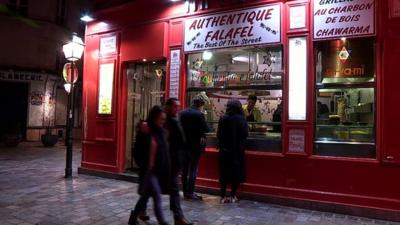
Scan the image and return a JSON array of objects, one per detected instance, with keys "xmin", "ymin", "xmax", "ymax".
[{"xmin": 82, "ymin": 0, "xmax": 400, "ymax": 212}]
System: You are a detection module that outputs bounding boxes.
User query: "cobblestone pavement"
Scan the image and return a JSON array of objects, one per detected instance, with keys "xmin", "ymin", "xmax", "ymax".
[{"xmin": 0, "ymin": 142, "xmax": 399, "ymax": 225}]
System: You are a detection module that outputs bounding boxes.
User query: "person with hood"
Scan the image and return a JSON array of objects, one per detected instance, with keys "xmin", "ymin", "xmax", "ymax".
[{"xmin": 217, "ymin": 99, "xmax": 248, "ymax": 203}]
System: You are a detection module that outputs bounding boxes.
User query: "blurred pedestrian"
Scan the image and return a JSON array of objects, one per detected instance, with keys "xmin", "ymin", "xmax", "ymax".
[
  {"xmin": 217, "ymin": 99, "xmax": 248, "ymax": 203},
  {"xmin": 129, "ymin": 106, "xmax": 170, "ymax": 225}
]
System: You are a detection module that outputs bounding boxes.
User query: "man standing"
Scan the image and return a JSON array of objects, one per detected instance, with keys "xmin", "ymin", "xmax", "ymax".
[
  {"xmin": 243, "ymin": 95, "xmax": 262, "ymax": 123},
  {"xmin": 180, "ymin": 93, "xmax": 210, "ymax": 201}
]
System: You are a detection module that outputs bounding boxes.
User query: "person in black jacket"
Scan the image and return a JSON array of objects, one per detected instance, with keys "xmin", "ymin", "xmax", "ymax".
[
  {"xmin": 217, "ymin": 99, "xmax": 248, "ymax": 203},
  {"xmin": 180, "ymin": 93, "xmax": 210, "ymax": 200}
]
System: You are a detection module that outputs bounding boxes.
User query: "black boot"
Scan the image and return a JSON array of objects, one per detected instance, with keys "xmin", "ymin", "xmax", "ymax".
[{"xmin": 128, "ymin": 211, "xmax": 138, "ymax": 225}]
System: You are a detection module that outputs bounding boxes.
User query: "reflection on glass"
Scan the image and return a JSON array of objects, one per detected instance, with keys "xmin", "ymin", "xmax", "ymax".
[{"xmin": 186, "ymin": 46, "xmax": 283, "ymax": 152}]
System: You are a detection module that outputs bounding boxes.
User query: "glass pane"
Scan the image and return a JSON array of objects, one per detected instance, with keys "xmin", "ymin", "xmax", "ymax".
[
  {"xmin": 186, "ymin": 45, "xmax": 283, "ymax": 152},
  {"xmin": 314, "ymin": 38, "xmax": 376, "ymax": 158}
]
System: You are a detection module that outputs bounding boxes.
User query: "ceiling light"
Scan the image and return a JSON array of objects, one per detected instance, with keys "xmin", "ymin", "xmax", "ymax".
[{"xmin": 80, "ymin": 15, "xmax": 94, "ymax": 22}]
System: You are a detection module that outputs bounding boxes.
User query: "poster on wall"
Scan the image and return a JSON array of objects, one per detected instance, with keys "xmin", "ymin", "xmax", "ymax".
[
  {"xmin": 288, "ymin": 129, "xmax": 305, "ymax": 153},
  {"xmin": 100, "ymin": 36, "xmax": 117, "ymax": 55},
  {"xmin": 169, "ymin": 50, "xmax": 180, "ymax": 99},
  {"xmin": 290, "ymin": 5, "xmax": 306, "ymax": 29},
  {"xmin": 391, "ymin": 0, "xmax": 400, "ymax": 18},
  {"xmin": 184, "ymin": 5, "xmax": 281, "ymax": 52},
  {"xmin": 313, "ymin": 0, "xmax": 375, "ymax": 39},
  {"xmin": 98, "ymin": 63, "xmax": 114, "ymax": 114}
]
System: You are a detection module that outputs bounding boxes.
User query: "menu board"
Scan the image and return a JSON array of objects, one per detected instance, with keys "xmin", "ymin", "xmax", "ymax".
[
  {"xmin": 288, "ymin": 129, "xmax": 305, "ymax": 153},
  {"xmin": 169, "ymin": 50, "xmax": 181, "ymax": 98}
]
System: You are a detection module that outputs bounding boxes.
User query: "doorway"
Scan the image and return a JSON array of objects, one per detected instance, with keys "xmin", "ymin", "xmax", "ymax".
[
  {"xmin": 0, "ymin": 82, "xmax": 29, "ymax": 141},
  {"xmin": 125, "ymin": 61, "xmax": 166, "ymax": 170}
]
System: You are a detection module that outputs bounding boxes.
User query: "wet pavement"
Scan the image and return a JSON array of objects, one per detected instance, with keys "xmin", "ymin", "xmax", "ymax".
[{"xmin": 0, "ymin": 142, "xmax": 399, "ymax": 225}]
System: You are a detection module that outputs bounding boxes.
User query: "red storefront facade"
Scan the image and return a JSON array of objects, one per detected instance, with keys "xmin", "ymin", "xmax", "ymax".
[{"xmin": 81, "ymin": 0, "xmax": 400, "ymax": 219}]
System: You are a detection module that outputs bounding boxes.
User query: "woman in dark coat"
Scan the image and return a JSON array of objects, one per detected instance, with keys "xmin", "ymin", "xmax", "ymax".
[
  {"xmin": 129, "ymin": 106, "xmax": 171, "ymax": 225},
  {"xmin": 217, "ymin": 99, "xmax": 248, "ymax": 203}
]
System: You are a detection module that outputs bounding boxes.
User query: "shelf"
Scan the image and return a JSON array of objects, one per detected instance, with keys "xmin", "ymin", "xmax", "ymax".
[{"xmin": 187, "ymin": 83, "xmax": 283, "ymax": 92}]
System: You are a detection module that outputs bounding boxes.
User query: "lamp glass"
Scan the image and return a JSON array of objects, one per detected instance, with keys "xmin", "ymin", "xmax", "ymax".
[{"xmin": 63, "ymin": 34, "xmax": 84, "ymax": 61}]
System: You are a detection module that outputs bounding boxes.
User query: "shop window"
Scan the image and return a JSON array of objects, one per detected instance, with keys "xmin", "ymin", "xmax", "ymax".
[
  {"xmin": 7, "ymin": 0, "xmax": 29, "ymax": 17},
  {"xmin": 314, "ymin": 37, "xmax": 376, "ymax": 158},
  {"xmin": 186, "ymin": 46, "xmax": 283, "ymax": 152}
]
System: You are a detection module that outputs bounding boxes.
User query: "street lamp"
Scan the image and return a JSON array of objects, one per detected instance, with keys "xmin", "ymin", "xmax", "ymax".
[{"xmin": 62, "ymin": 33, "xmax": 84, "ymax": 178}]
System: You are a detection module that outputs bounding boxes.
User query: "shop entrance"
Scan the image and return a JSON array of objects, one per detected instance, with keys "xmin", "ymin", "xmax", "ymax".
[
  {"xmin": 125, "ymin": 61, "xmax": 166, "ymax": 170},
  {"xmin": 0, "ymin": 81, "xmax": 29, "ymax": 142}
]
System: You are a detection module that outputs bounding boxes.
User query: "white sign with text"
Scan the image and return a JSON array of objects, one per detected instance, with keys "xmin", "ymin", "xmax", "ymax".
[
  {"xmin": 313, "ymin": 0, "xmax": 375, "ymax": 39},
  {"xmin": 184, "ymin": 5, "xmax": 281, "ymax": 52},
  {"xmin": 169, "ymin": 50, "xmax": 181, "ymax": 99},
  {"xmin": 100, "ymin": 36, "xmax": 117, "ymax": 55}
]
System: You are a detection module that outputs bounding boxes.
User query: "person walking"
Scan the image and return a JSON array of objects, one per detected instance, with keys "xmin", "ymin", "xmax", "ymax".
[
  {"xmin": 180, "ymin": 93, "xmax": 210, "ymax": 201},
  {"xmin": 217, "ymin": 99, "xmax": 248, "ymax": 203},
  {"xmin": 164, "ymin": 98, "xmax": 194, "ymax": 225},
  {"xmin": 129, "ymin": 106, "xmax": 171, "ymax": 225},
  {"xmin": 130, "ymin": 99, "xmax": 194, "ymax": 225}
]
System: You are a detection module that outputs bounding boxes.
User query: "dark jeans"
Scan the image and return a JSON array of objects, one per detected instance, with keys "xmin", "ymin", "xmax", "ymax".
[
  {"xmin": 220, "ymin": 181, "xmax": 239, "ymax": 198},
  {"xmin": 182, "ymin": 152, "xmax": 202, "ymax": 196},
  {"xmin": 136, "ymin": 172, "xmax": 184, "ymax": 220},
  {"xmin": 133, "ymin": 174, "xmax": 167, "ymax": 224}
]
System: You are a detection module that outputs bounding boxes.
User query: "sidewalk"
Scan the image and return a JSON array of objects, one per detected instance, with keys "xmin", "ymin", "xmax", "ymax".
[{"xmin": 0, "ymin": 142, "xmax": 398, "ymax": 225}]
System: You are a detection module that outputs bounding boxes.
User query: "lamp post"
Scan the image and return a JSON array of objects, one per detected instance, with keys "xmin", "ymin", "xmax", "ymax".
[{"xmin": 62, "ymin": 33, "xmax": 84, "ymax": 178}]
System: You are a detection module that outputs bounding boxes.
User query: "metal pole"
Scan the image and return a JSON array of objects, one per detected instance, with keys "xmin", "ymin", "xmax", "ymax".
[{"xmin": 65, "ymin": 61, "xmax": 75, "ymax": 178}]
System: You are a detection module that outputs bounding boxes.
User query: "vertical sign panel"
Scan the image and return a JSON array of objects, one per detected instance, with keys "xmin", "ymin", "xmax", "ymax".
[
  {"xmin": 289, "ymin": 37, "xmax": 307, "ymax": 121},
  {"xmin": 98, "ymin": 63, "xmax": 114, "ymax": 114},
  {"xmin": 169, "ymin": 49, "xmax": 181, "ymax": 99}
]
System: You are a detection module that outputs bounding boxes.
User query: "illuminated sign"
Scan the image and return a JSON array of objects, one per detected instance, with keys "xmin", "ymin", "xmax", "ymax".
[
  {"xmin": 313, "ymin": 0, "xmax": 375, "ymax": 39},
  {"xmin": 184, "ymin": 5, "xmax": 281, "ymax": 52}
]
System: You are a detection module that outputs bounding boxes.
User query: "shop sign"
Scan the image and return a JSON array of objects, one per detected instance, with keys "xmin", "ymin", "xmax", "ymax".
[
  {"xmin": 184, "ymin": 5, "xmax": 281, "ymax": 52},
  {"xmin": 288, "ymin": 129, "xmax": 305, "ymax": 153},
  {"xmin": 98, "ymin": 63, "xmax": 114, "ymax": 115},
  {"xmin": 313, "ymin": 0, "xmax": 375, "ymax": 39},
  {"xmin": 169, "ymin": 49, "xmax": 181, "ymax": 98},
  {"xmin": 0, "ymin": 70, "xmax": 44, "ymax": 82},
  {"xmin": 100, "ymin": 36, "xmax": 117, "ymax": 55}
]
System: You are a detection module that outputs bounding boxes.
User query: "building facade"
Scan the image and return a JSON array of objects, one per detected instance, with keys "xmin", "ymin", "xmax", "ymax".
[
  {"xmin": 0, "ymin": 0, "xmax": 91, "ymax": 142},
  {"xmin": 81, "ymin": 0, "xmax": 400, "ymax": 219}
]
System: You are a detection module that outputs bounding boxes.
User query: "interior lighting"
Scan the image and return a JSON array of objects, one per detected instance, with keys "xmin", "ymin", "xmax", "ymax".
[{"xmin": 202, "ymin": 51, "xmax": 213, "ymax": 60}]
